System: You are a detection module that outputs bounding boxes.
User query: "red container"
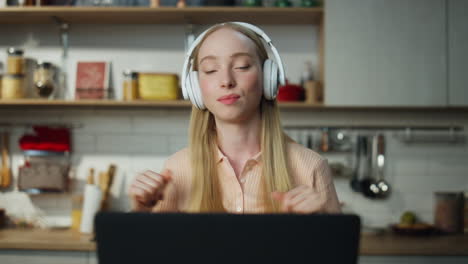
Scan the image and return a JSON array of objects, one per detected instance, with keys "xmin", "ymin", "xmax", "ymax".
[{"xmin": 277, "ymin": 82, "xmax": 304, "ymax": 102}]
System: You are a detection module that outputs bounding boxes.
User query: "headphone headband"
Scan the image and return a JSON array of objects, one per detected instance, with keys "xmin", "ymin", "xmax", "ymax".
[{"xmin": 181, "ymin": 22, "xmax": 286, "ymax": 106}]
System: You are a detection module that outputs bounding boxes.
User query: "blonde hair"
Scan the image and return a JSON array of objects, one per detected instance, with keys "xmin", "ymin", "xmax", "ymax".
[{"xmin": 186, "ymin": 23, "xmax": 293, "ymax": 213}]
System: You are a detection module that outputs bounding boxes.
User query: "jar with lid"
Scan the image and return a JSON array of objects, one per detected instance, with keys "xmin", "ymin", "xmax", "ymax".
[
  {"xmin": 7, "ymin": 47, "xmax": 25, "ymax": 75},
  {"xmin": 123, "ymin": 69, "xmax": 138, "ymax": 101},
  {"xmin": 33, "ymin": 62, "xmax": 56, "ymax": 98},
  {"xmin": 1, "ymin": 74, "xmax": 25, "ymax": 99}
]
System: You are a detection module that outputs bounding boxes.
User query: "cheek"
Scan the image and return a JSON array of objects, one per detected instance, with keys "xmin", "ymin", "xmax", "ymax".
[{"xmin": 242, "ymin": 71, "xmax": 263, "ymax": 94}]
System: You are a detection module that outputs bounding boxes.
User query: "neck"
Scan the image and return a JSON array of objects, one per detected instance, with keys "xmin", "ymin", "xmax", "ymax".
[{"xmin": 215, "ymin": 112, "xmax": 262, "ymax": 161}]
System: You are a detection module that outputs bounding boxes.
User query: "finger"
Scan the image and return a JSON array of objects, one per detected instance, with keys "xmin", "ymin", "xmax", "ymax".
[
  {"xmin": 131, "ymin": 182, "xmax": 157, "ymax": 202},
  {"xmin": 160, "ymin": 169, "xmax": 173, "ymax": 183},
  {"xmin": 137, "ymin": 174, "xmax": 162, "ymax": 189},
  {"xmin": 284, "ymin": 186, "xmax": 308, "ymax": 202},
  {"xmin": 294, "ymin": 201, "xmax": 322, "ymax": 214},
  {"xmin": 289, "ymin": 192, "xmax": 310, "ymax": 208},
  {"xmin": 282, "ymin": 187, "xmax": 307, "ymax": 212},
  {"xmin": 294, "ymin": 196, "xmax": 325, "ymax": 214},
  {"xmin": 130, "ymin": 185, "xmax": 152, "ymax": 204},
  {"xmin": 143, "ymin": 170, "xmax": 166, "ymax": 184}
]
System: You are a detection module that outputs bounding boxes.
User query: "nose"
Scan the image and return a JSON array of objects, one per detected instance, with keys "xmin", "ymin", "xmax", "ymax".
[{"xmin": 220, "ymin": 68, "xmax": 236, "ymax": 89}]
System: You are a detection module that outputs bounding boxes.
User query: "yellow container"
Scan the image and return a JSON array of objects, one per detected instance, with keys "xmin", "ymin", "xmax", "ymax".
[
  {"xmin": 138, "ymin": 73, "xmax": 179, "ymax": 100},
  {"xmin": 1, "ymin": 74, "xmax": 25, "ymax": 99}
]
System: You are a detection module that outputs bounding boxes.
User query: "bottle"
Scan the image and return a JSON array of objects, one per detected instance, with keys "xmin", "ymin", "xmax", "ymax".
[
  {"xmin": 123, "ymin": 70, "xmax": 138, "ymax": 101},
  {"xmin": 300, "ymin": 61, "xmax": 314, "ymax": 88}
]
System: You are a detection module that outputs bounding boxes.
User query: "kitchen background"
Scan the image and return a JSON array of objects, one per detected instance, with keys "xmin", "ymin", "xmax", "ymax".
[{"xmin": 0, "ymin": 0, "xmax": 468, "ymax": 262}]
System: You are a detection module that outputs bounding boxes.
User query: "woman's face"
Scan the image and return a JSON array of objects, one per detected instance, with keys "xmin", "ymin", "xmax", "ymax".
[{"xmin": 197, "ymin": 27, "xmax": 263, "ymax": 123}]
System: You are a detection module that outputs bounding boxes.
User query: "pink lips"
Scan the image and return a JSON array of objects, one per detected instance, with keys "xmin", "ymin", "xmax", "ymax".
[{"xmin": 217, "ymin": 94, "xmax": 240, "ymax": 105}]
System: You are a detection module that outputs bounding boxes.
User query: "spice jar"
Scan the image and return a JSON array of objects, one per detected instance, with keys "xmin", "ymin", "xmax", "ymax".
[
  {"xmin": 7, "ymin": 47, "xmax": 25, "ymax": 75},
  {"xmin": 1, "ymin": 74, "xmax": 25, "ymax": 99},
  {"xmin": 123, "ymin": 69, "xmax": 138, "ymax": 101},
  {"xmin": 434, "ymin": 192, "xmax": 465, "ymax": 234},
  {"xmin": 33, "ymin": 62, "xmax": 55, "ymax": 98}
]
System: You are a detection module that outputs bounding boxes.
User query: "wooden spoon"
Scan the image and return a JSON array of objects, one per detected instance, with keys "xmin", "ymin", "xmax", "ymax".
[{"xmin": 1, "ymin": 132, "xmax": 12, "ymax": 188}]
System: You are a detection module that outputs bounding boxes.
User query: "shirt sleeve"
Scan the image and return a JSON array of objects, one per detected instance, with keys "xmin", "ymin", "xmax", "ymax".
[{"xmin": 313, "ymin": 158, "xmax": 342, "ymax": 214}]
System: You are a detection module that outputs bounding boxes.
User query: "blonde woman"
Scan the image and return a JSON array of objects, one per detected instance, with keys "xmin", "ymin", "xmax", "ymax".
[{"xmin": 129, "ymin": 22, "xmax": 341, "ymax": 214}]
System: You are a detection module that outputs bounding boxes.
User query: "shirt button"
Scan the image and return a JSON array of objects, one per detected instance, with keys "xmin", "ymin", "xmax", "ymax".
[{"xmin": 236, "ymin": 206, "xmax": 242, "ymax": 212}]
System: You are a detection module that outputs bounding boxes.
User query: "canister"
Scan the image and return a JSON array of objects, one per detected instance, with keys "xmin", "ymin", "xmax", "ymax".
[
  {"xmin": 7, "ymin": 47, "xmax": 25, "ymax": 75},
  {"xmin": 1, "ymin": 74, "xmax": 25, "ymax": 99},
  {"xmin": 434, "ymin": 191, "xmax": 465, "ymax": 234},
  {"xmin": 138, "ymin": 73, "xmax": 180, "ymax": 100}
]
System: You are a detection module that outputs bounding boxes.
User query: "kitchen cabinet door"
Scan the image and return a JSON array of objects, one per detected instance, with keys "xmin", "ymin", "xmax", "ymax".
[
  {"xmin": 325, "ymin": 0, "xmax": 447, "ymax": 106},
  {"xmin": 448, "ymin": 0, "xmax": 468, "ymax": 106}
]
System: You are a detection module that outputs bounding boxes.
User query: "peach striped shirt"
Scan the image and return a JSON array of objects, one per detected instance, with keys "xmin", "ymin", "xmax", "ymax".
[{"xmin": 154, "ymin": 141, "xmax": 341, "ymax": 214}]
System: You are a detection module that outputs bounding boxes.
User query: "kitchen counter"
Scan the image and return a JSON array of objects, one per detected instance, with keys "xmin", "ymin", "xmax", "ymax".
[
  {"xmin": 0, "ymin": 228, "xmax": 467, "ymax": 256},
  {"xmin": 0, "ymin": 228, "xmax": 95, "ymax": 251}
]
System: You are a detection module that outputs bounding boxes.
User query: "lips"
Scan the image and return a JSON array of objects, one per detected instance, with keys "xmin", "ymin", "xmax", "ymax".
[{"xmin": 217, "ymin": 94, "xmax": 240, "ymax": 105}]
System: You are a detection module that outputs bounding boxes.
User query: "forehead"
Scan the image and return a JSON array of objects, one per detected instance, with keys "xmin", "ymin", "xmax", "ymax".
[{"xmin": 197, "ymin": 27, "xmax": 258, "ymax": 59}]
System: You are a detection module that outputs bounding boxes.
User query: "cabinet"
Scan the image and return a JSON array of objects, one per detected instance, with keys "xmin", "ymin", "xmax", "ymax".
[
  {"xmin": 448, "ymin": 0, "xmax": 468, "ymax": 106},
  {"xmin": 325, "ymin": 0, "xmax": 447, "ymax": 107}
]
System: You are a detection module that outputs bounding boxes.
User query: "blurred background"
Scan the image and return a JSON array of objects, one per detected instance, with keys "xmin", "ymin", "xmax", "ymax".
[{"xmin": 0, "ymin": 0, "xmax": 467, "ymax": 263}]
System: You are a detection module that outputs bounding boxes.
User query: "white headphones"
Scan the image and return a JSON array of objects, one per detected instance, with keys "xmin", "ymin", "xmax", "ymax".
[{"xmin": 181, "ymin": 22, "xmax": 286, "ymax": 110}]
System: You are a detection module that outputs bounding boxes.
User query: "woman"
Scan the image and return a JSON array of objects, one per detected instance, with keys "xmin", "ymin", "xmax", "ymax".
[{"xmin": 129, "ymin": 22, "xmax": 341, "ymax": 214}]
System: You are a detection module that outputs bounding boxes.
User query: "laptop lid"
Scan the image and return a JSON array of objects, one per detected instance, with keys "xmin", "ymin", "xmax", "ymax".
[{"xmin": 95, "ymin": 212, "xmax": 361, "ymax": 264}]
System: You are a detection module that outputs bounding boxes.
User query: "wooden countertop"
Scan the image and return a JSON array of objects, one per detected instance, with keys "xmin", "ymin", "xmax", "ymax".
[
  {"xmin": 0, "ymin": 228, "xmax": 467, "ymax": 256},
  {"xmin": 0, "ymin": 228, "xmax": 95, "ymax": 251}
]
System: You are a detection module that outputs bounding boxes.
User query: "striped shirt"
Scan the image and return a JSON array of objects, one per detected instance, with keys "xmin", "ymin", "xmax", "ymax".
[{"xmin": 154, "ymin": 141, "xmax": 341, "ymax": 214}]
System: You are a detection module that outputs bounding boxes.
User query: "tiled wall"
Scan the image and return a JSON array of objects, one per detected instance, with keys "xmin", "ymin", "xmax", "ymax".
[{"xmin": 1, "ymin": 108, "xmax": 467, "ymax": 228}]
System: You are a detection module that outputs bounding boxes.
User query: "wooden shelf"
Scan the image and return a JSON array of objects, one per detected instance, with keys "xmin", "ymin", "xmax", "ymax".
[
  {"xmin": 0, "ymin": 99, "xmax": 325, "ymax": 109},
  {"xmin": 1, "ymin": 99, "xmax": 467, "ymax": 111},
  {"xmin": 0, "ymin": 7, "xmax": 323, "ymax": 25}
]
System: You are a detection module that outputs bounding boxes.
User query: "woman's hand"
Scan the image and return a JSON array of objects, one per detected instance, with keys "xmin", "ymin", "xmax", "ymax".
[
  {"xmin": 129, "ymin": 169, "xmax": 172, "ymax": 212},
  {"xmin": 272, "ymin": 185, "xmax": 326, "ymax": 214}
]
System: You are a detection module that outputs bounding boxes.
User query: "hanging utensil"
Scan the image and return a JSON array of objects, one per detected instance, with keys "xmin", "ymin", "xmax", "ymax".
[
  {"xmin": 360, "ymin": 135, "xmax": 378, "ymax": 199},
  {"xmin": 1, "ymin": 132, "xmax": 12, "ymax": 189},
  {"xmin": 350, "ymin": 135, "xmax": 363, "ymax": 192},
  {"xmin": 371, "ymin": 133, "xmax": 391, "ymax": 199}
]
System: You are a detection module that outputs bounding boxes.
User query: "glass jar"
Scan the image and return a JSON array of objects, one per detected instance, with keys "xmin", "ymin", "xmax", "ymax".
[
  {"xmin": 1, "ymin": 74, "xmax": 25, "ymax": 99},
  {"xmin": 123, "ymin": 69, "xmax": 138, "ymax": 101},
  {"xmin": 7, "ymin": 47, "xmax": 25, "ymax": 75},
  {"xmin": 33, "ymin": 62, "xmax": 56, "ymax": 98}
]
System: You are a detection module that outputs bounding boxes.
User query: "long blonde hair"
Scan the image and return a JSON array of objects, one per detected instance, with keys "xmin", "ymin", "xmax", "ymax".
[{"xmin": 187, "ymin": 23, "xmax": 293, "ymax": 213}]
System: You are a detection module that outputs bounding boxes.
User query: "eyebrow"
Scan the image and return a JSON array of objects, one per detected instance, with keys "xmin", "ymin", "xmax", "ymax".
[{"xmin": 199, "ymin": 52, "xmax": 254, "ymax": 65}]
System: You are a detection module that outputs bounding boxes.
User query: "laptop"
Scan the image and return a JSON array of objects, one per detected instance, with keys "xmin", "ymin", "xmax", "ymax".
[{"xmin": 95, "ymin": 212, "xmax": 361, "ymax": 264}]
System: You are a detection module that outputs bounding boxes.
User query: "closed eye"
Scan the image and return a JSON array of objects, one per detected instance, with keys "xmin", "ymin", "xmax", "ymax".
[
  {"xmin": 236, "ymin": 65, "xmax": 250, "ymax": 70},
  {"xmin": 204, "ymin": 70, "xmax": 216, "ymax": 74}
]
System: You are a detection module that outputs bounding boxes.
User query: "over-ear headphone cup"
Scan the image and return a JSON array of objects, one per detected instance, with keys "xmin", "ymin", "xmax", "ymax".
[{"xmin": 263, "ymin": 59, "xmax": 278, "ymax": 100}]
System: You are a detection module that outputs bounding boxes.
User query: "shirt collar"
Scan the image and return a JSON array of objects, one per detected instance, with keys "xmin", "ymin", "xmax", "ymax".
[{"xmin": 216, "ymin": 145, "xmax": 262, "ymax": 164}]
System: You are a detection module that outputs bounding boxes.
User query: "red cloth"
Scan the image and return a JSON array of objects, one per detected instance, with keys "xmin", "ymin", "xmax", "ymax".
[{"xmin": 19, "ymin": 126, "xmax": 71, "ymax": 152}]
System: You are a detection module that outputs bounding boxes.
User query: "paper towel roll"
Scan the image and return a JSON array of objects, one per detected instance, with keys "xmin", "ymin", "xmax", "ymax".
[{"xmin": 80, "ymin": 184, "xmax": 102, "ymax": 234}]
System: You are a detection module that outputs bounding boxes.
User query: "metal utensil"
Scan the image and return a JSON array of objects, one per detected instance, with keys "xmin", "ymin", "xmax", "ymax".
[
  {"xmin": 360, "ymin": 135, "xmax": 378, "ymax": 199},
  {"xmin": 372, "ymin": 134, "xmax": 391, "ymax": 198},
  {"xmin": 349, "ymin": 135, "xmax": 363, "ymax": 192}
]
